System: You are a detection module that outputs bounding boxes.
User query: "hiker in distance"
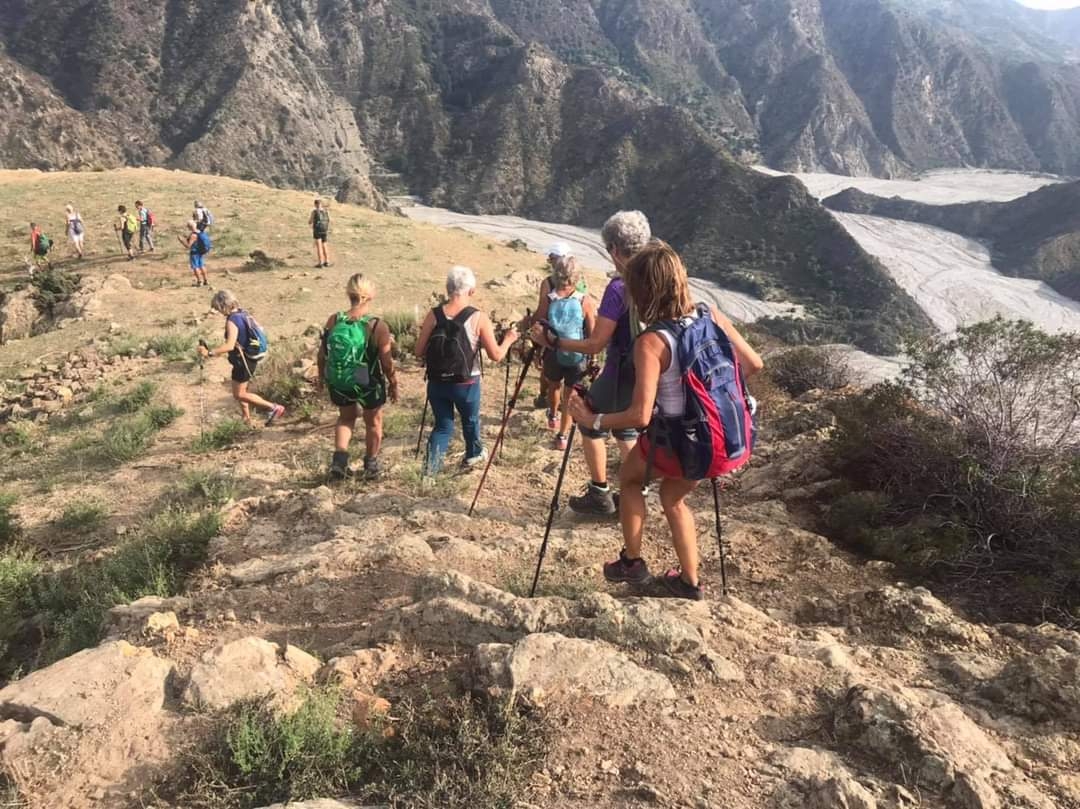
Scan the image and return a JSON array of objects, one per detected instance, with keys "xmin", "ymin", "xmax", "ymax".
[
  {"xmin": 135, "ymin": 200, "xmax": 155, "ymax": 253},
  {"xmin": 198, "ymin": 290, "xmax": 285, "ymax": 428},
  {"xmin": 567, "ymin": 241, "xmax": 763, "ymax": 600},
  {"xmin": 310, "ymin": 198, "xmax": 331, "ymax": 268},
  {"xmin": 541, "ymin": 255, "xmax": 597, "ymax": 450},
  {"xmin": 194, "ymin": 200, "xmax": 213, "ymax": 232},
  {"xmin": 114, "ymin": 205, "xmax": 138, "ymax": 260},
  {"xmin": 180, "ymin": 220, "xmax": 211, "ymax": 287},
  {"xmin": 28, "ymin": 222, "xmax": 52, "ymax": 271},
  {"xmin": 531, "ymin": 210, "xmax": 651, "ymax": 516},
  {"xmin": 414, "ymin": 265, "xmax": 519, "ymax": 475},
  {"xmin": 64, "ymin": 205, "xmax": 85, "ymax": 259},
  {"xmin": 317, "ymin": 273, "xmax": 399, "ymax": 481}
]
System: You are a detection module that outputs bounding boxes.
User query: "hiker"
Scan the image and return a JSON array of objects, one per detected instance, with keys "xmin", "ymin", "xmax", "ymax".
[
  {"xmin": 114, "ymin": 205, "xmax": 137, "ymax": 260},
  {"xmin": 532, "ymin": 242, "xmax": 579, "ymax": 411},
  {"xmin": 28, "ymin": 222, "xmax": 52, "ymax": 271},
  {"xmin": 179, "ymin": 220, "xmax": 210, "ymax": 287},
  {"xmin": 309, "ymin": 199, "xmax": 330, "ymax": 268},
  {"xmin": 542, "ymin": 255, "xmax": 597, "ymax": 450},
  {"xmin": 135, "ymin": 200, "xmax": 155, "ymax": 253},
  {"xmin": 64, "ymin": 205, "xmax": 85, "ymax": 259},
  {"xmin": 530, "ymin": 210, "xmax": 651, "ymax": 516},
  {"xmin": 194, "ymin": 201, "xmax": 213, "ymax": 232},
  {"xmin": 198, "ymin": 290, "xmax": 285, "ymax": 428},
  {"xmin": 414, "ymin": 265, "xmax": 519, "ymax": 475},
  {"xmin": 567, "ymin": 241, "xmax": 763, "ymax": 600},
  {"xmin": 317, "ymin": 274, "xmax": 399, "ymax": 480}
]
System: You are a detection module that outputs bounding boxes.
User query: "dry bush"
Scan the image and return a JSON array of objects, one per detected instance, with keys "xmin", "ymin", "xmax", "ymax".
[{"xmin": 767, "ymin": 346, "xmax": 852, "ymax": 397}]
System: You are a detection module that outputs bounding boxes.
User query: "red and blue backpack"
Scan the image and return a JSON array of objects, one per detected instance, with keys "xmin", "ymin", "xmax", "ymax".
[{"xmin": 645, "ymin": 303, "xmax": 755, "ymax": 480}]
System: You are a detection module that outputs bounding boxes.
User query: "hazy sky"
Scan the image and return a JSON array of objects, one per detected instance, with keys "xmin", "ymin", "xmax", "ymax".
[{"xmin": 1017, "ymin": 0, "xmax": 1080, "ymax": 8}]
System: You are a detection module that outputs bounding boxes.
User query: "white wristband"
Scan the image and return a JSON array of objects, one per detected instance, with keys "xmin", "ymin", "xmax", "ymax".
[{"xmin": 592, "ymin": 413, "xmax": 604, "ymax": 432}]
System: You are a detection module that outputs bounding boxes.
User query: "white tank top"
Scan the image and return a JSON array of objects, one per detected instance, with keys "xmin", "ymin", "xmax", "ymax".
[
  {"xmin": 462, "ymin": 309, "xmax": 482, "ymax": 378},
  {"xmin": 655, "ymin": 329, "xmax": 685, "ymax": 417}
]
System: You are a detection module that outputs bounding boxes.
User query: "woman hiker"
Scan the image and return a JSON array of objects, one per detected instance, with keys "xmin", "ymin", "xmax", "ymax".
[
  {"xmin": 317, "ymin": 274, "xmax": 399, "ymax": 480},
  {"xmin": 198, "ymin": 290, "xmax": 286, "ymax": 428},
  {"xmin": 414, "ymin": 265, "xmax": 518, "ymax": 476},
  {"xmin": 568, "ymin": 241, "xmax": 763, "ymax": 600}
]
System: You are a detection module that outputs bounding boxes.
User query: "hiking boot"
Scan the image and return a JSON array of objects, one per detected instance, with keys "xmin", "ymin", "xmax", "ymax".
[
  {"xmin": 603, "ymin": 550, "xmax": 650, "ymax": 585},
  {"xmin": 461, "ymin": 447, "xmax": 489, "ymax": 470},
  {"xmin": 554, "ymin": 433, "xmax": 568, "ymax": 451},
  {"xmin": 265, "ymin": 404, "xmax": 285, "ymax": 426},
  {"xmin": 362, "ymin": 455, "xmax": 382, "ymax": 479},
  {"xmin": 546, "ymin": 409, "xmax": 558, "ymax": 430},
  {"xmin": 329, "ymin": 450, "xmax": 352, "ymax": 481},
  {"xmin": 658, "ymin": 569, "xmax": 705, "ymax": 601},
  {"xmin": 533, "ymin": 394, "xmax": 548, "ymax": 410},
  {"xmin": 569, "ymin": 483, "xmax": 616, "ymax": 516}
]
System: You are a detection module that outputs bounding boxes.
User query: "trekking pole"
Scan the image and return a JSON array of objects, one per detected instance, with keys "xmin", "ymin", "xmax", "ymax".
[
  {"xmin": 711, "ymin": 478, "xmax": 728, "ymax": 596},
  {"xmin": 529, "ymin": 424, "xmax": 577, "ymax": 597},
  {"xmin": 468, "ymin": 344, "xmax": 536, "ymax": 517},
  {"xmin": 414, "ymin": 398, "xmax": 429, "ymax": 459}
]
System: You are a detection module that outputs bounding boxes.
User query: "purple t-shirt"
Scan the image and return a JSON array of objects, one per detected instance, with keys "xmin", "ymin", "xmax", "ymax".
[{"xmin": 597, "ymin": 277, "xmax": 632, "ymax": 372}]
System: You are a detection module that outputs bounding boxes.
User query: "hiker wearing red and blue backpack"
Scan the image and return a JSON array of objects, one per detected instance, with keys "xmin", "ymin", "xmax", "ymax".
[
  {"xmin": 567, "ymin": 241, "xmax": 763, "ymax": 600},
  {"xmin": 198, "ymin": 290, "xmax": 285, "ymax": 429}
]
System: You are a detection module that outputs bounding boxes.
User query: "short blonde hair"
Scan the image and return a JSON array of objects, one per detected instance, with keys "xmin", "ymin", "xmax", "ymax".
[
  {"xmin": 551, "ymin": 256, "xmax": 581, "ymax": 291},
  {"xmin": 210, "ymin": 289, "xmax": 240, "ymax": 315},
  {"xmin": 346, "ymin": 273, "xmax": 375, "ymax": 304}
]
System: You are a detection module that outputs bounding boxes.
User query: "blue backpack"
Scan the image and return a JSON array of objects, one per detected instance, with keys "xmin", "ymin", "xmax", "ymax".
[
  {"xmin": 194, "ymin": 230, "xmax": 212, "ymax": 255},
  {"xmin": 231, "ymin": 312, "xmax": 269, "ymax": 360},
  {"xmin": 548, "ymin": 291, "xmax": 586, "ymax": 367},
  {"xmin": 644, "ymin": 304, "xmax": 755, "ymax": 481}
]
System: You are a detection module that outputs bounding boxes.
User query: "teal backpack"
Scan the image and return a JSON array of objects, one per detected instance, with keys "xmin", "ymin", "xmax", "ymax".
[{"xmin": 548, "ymin": 291, "xmax": 586, "ymax": 367}]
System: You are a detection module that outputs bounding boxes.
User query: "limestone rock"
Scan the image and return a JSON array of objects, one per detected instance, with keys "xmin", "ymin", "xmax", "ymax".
[
  {"xmin": 770, "ymin": 747, "xmax": 881, "ymax": 809},
  {"xmin": 144, "ymin": 611, "xmax": 180, "ymax": 636},
  {"xmin": 350, "ymin": 690, "xmax": 391, "ymax": 728},
  {"xmin": 320, "ymin": 648, "xmax": 401, "ymax": 690},
  {"xmin": 184, "ymin": 637, "xmax": 320, "ymax": 710},
  {"xmin": 473, "ymin": 633, "xmax": 676, "ymax": 707},
  {"xmin": 0, "ymin": 289, "xmax": 43, "ymax": 341},
  {"xmin": 985, "ymin": 647, "xmax": 1080, "ymax": 724}
]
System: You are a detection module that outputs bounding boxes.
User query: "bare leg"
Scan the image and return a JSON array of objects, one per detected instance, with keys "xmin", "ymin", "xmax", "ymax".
[
  {"xmin": 618, "ymin": 447, "xmax": 648, "ymax": 559},
  {"xmin": 233, "ymin": 380, "xmax": 275, "ymax": 421},
  {"xmin": 660, "ymin": 477, "xmax": 701, "ymax": 585},
  {"xmin": 362, "ymin": 407, "xmax": 383, "ymax": 458},
  {"xmin": 558, "ymin": 382, "xmax": 573, "ymax": 437},
  {"xmin": 616, "ymin": 437, "xmax": 637, "ymax": 462},
  {"xmin": 548, "ymin": 378, "xmax": 561, "ymax": 427},
  {"xmin": 314, "ymin": 240, "xmax": 321, "ymax": 265},
  {"xmin": 335, "ymin": 404, "xmax": 358, "ymax": 452},
  {"xmin": 582, "ymin": 435, "xmax": 608, "ymax": 486}
]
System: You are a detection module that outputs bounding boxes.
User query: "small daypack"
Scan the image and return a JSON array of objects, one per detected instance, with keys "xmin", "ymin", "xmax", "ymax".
[
  {"xmin": 314, "ymin": 209, "xmax": 329, "ymax": 234},
  {"xmin": 325, "ymin": 314, "xmax": 377, "ymax": 392},
  {"xmin": 146, "ymin": 209, "xmax": 156, "ymax": 227},
  {"xmin": 72, "ymin": 216, "xmax": 84, "ymax": 236},
  {"xmin": 547, "ymin": 291, "xmax": 586, "ymax": 367},
  {"xmin": 645, "ymin": 303, "xmax": 755, "ymax": 481},
  {"xmin": 124, "ymin": 213, "xmax": 138, "ymax": 234},
  {"xmin": 232, "ymin": 311, "xmax": 268, "ymax": 360},
  {"xmin": 425, "ymin": 306, "xmax": 478, "ymax": 384},
  {"xmin": 35, "ymin": 234, "xmax": 51, "ymax": 255},
  {"xmin": 197, "ymin": 209, "xmax": 214, "ymax": 231},
  {"xmin": 194, "ymin": 230, "xmax": 212, "ymax": 255}
]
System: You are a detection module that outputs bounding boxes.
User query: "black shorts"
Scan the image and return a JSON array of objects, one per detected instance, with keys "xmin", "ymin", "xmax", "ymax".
[
  {"xmin": 543, "ymin": 352, "xmax": 585, "ymax": 386},
  {"xmin": 580, "ymin": 357, "xmax": 638, "ymax": 442},
  {"xmin": 121, "ymin": 230, "xmax": 134, "ymax": 248},
  {"xmin": 230, "ymin": 355, "xmax": 258, "ymax": 383},
  {"xmin": 329, "ymin": 383, "xmax": 386, "ymax": 411},
  {"xmin": 313, "ymin": 230, "xmax": 328, "ymax": 243}
]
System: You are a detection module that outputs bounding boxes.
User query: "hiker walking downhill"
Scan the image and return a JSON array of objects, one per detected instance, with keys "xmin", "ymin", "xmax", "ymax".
[
  {"xmin": 198, "ymin": 290, "xmax": 285, "ymax": 428},
  {"xmin": 414, "ymin": 265, "xmax": 519, "ymax": 475},
  {"xmin": 135, "ymin": 200, "xmax": 155, "ymax": 253},
  {"xmin": 531, "ymin": 210, "xmax": 651, "ymax": 516},
  {"xmin": 309, "ymin": 199, "xmax": 331, "ymax": 268},
  {"xmin": 64, "ymin": 205, "xmax": 85, "ymax": 259},
  {"xmin": 542, "ymin": 255, "xmax": 597, "ymax": 450},
  {"xmin": 180, "ymin": 220, "xmax": 211, "ymax": 287},
  {"xmin": 115, "ymin": 205, "xmax": 137, "ymax": 260},
  {"xmin": 567, "ymin": 241, "xmax": 763, "ymax": 600},
  {"xmin": 531, "ymin": 242, "xmax": 577, "ymax": 411},
  {"xmin": 317, "ymin": 274, "xmax": 399, "ymax": 481}
]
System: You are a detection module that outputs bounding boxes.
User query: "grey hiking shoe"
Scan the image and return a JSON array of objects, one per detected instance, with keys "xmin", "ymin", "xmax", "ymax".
[
  {"xmin": 657, "ymin": 568, "xmax": 705, "ymax": 601},
  {"xmin": 329, "ymin": 451, "xmax": 352, "ymax": 482},
  {"xmin": 461, "ymin": 447, "xmax": 489, "ymax": 471},
  {"xmin": 603, "ymin": 550, "xmax": 651, "ymax": 584},
  {"xmin": 569, "ymin": 483, "xmax": 616, "ymax": 516},
  {"xmin": 362, "ymin": 455, "xmax": 382, "ymax": 479}
]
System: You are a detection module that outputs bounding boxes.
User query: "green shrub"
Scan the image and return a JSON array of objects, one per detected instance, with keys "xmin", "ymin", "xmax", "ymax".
[
  {"xmin": 0, "ymin": 547, "xmax": 40, "ymax": 664},
  {"xmin": 113, "ymin": 381, "xmax": 157, "ymax": 413},
  {"xmin": 30, "ymin": 268, "xmax": 80, "ymax": 312},
  {"xmin": 0, "ymin": 494, "xmax": 20, "ymax": 545},
  {"xmin": 148, "ymin": 332, "xmax": 198, "ymax": 361},
  {"xmin": 100, "ymin": 404, "xmax": 182, "ymax": 463},
  {"xmin": 384, "ymin": 310, "xmax": 419, "ymax": 359},
  {"xmin": 829, "ymin": 318, "xmax": 1080, "ymax": 623},
  {"xmin": 56, "ymin": 500, "xmax": 108, "ymax": 533},
  {"xmin": 192, "ymin": 419, "xmax": 249, "ymax": 453},
  {"xmin": 102, "ymin": 333, "xmax": 144, "ymax": 359},
  {"xmin": 182, "ymin": 469, "xmax": 238, "ymax": 506},
  {"xmin": 768, "ymin": 346, "xmax": 852, "ymax": 397},
  {"xmin": 255, "ymin": 341, "xmax": 316, "ymax": 408}
]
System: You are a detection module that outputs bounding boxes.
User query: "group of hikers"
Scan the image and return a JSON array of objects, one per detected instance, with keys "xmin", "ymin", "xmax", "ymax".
[{"xmin": 198, "ymin": 209, "xmax": 763, "ymax": 601}]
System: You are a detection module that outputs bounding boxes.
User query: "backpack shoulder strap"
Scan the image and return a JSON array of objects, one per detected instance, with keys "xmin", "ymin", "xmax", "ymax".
[
  {"xmin": 453, "ymin": 306, "xmax": 478, "ymax": 325},
  {"xmin": 433, "ymin": 307, "xmax": 448, "ymax": 325}
]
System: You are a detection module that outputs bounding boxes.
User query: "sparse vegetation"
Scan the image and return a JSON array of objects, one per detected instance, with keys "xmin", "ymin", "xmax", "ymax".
[
  {"xmin": 192, "ymin": 419, "xmax": 249, "ymax": 453},
  {"xmin": 768, "ymin": 346, "xmax": 852, "ymax": 397},
  {"xmin": 182, "ymin": 469, "xmax": 239, "ymax": 506},
  {"xmin": 255, "ymin": 343, "xmax": 315, "ymax": 409},
  {"xmin": 148, "ymin": 332, "xmax": 199, "ymax": 362},
  {"xmin": 102, "ymin": 332, "xmax": 144, "ymax": 359},
  {"xmin": 384, "ymin": 309, "xmax": 420, "ymax": 359},
  {"xmin": 100, "ymin": 403, "xmax": 182, "ymax": 463},
  {"xmin": 828, "ymin": 318, "xmax": 1080, "ymax": 623},
  {"xmin": 112, "ymin": 381, "xmax": 157, "ymax": 413},
  {"xmin": 55, "ymin": 500, "xmax": 108, "ymax": 534},
  {"xmin": 29, "ymin": 267, "xmax": 80, "ymax": 313},
  {"xmin": 0, "ymin": 494, "xmax": 19, "ymax": 545},
  {"xmin": 165, "ymin": 689, "xmax": 546, "ymax": 809}
]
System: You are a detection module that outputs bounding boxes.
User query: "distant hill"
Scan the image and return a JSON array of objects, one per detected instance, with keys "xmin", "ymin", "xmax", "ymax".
[{"xmin": 823, "ymin": 182, "xmax": 1080, "ymax": 300}]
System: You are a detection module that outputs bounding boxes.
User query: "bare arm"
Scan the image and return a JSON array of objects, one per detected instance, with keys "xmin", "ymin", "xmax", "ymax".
[
  {"xmin": 477, "ymin": 313, "xmax": 519, "ymax": 363},
  {"xmin": 582, "ymin": 297, "xmax": 598, "ymax": 339},
  {"xmin": 534, "ymin": 278, "xmax": 552, "ymax": 324},
  {"xmin": 374, "ymin": 320, "xmax": 399, "ymax": 403},
  {"xmin": 413, "ymin": 310, "xmax": 437, "ymax": 360},
  {"xmin": 569, "ymin": 333, "xmax": 664, "ymax": 431},
  {"xmin": 316, "ymin": 313, "xmax": 337, "ymax": 383},
  {"xmin": 711, "ymin": 306, "xmax": 764, "ymax": 376},
  {"xmin": 556, "ymin": 315, "xmax": 616, "ymax": 356},
  {"xmin": 205, "ymin": 319, "xmax": 239, "ymax": 357}
]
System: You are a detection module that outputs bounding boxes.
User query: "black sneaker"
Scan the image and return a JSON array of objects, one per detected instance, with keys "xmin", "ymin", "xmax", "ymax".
[
  {"xmin": 569, "ymin": 483, "xmax": 616, "ymax": 516},
  {"xmin": 533, "ymin": 394, "xmax": 548, "ymax": 410},
  {"xmin": 329, "ymin": 463, "xmax": 353, "ymax": 481},
  {"xmin": 657, "ymin": 568, "xmax": 705, "ymax": 601},
  {"xmin": 603, "ymin": 550, "xmax": 651, "ymax": 584},
  {"xmin": 362, "ymin": 455, "xmax": 382, "ymax": 479}
]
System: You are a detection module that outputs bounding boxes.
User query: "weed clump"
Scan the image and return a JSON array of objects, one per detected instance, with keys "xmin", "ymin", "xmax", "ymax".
[
  {"xmin": 767, "ymin": 346, "xmax": 852, "ymax": 397},
  {"xmin": 148, "ymin": 332, "xmax": 198, "ymax": 361},
  {"xmin": 0, "ymin": 494, "xmax": 20, "ymax": 545},
  {"xmin": 55, "ymin": 500, "xmax": 108, "ymax": 533},
  {"xmin": 100, "ymin": 403, "xmax": 182, "ymax": 463},
  {"xmin": 192, "ymin": 419, "xmax": 249, "ymax": 453},
  {"xmin": 182, "ymin": 469, "xmax": 238, "ymax": 506}
]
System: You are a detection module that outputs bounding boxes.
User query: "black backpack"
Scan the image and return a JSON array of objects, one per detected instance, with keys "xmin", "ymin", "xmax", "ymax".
[
  {"xmin": 314, "ymin": 208, "xmax": 329, "ymax": 234},
  {"xmin": 425, "ymin": 307, "xmax": 478, "ymax": 383}
]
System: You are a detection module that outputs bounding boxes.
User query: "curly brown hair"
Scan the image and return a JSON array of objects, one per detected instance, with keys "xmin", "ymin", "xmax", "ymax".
[{"xmin": 624, "ymin": 240, "xmax": 694, "ymax": 325}]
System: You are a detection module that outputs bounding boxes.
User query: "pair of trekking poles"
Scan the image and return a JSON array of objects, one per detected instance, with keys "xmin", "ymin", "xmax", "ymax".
[{"xmin": 412, "ymin": 332, "xmax": 729, "ymax": 599}]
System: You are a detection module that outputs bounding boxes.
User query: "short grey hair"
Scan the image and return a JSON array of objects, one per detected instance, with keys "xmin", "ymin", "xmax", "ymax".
[
  {"xmin": 601, "ymin": 210, "xmax": 651, "ymax": 257},
  {"xmin": 446, "ymin": 265, "xmax": 477, "ymax": 297},
  {"xmin": 210, "ymin": 289, "xmax": 240, "ymax": 314}
]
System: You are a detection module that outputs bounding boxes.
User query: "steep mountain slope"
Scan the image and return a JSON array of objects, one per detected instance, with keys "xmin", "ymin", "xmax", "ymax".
[{"xmin": 824, "ymin": 181, "xmax": 1080, "ymax": 300}]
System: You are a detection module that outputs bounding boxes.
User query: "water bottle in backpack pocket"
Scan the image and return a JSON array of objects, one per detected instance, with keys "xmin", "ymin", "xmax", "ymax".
[{"xmin": 547, "ymin": 292, "xmax": 586, "ymax": 367}]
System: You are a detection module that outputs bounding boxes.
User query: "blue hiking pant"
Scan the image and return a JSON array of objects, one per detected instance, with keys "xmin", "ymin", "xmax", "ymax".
[{"xmin": 426, "ymin": 380, "xmax": 483, "ymax": 474}]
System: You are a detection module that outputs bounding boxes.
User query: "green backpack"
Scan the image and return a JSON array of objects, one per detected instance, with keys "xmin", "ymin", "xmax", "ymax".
[
  {"xmin": 35, "ymin": 234, "xmax": 52, "ymax": 255},
  {"xmin": 325, "ymin": 313, "xmax": 376, "ymax": 391}
]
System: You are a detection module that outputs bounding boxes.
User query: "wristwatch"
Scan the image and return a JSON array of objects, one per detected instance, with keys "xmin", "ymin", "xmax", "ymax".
[{"xmin": 592, "ymin": 413, "xmax": 603, "ymax": 432}]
